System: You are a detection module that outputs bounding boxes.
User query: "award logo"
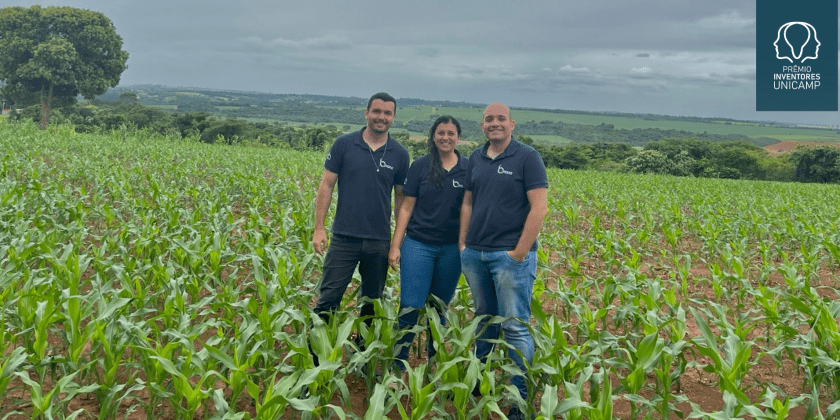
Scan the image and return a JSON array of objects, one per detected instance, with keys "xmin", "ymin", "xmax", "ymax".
[{"xmin": 756, "ymin": 1, "xmax": 837, "ymax": 111}]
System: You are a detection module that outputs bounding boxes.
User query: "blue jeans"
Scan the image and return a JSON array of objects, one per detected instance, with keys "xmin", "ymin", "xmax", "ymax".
[
  {"xmin": 461, "ymin": 247, "xmax": 536, "ymax": 401},
  {"xmin": 394, "ymin": 236, "xmax": 461, "ymax": 370}
]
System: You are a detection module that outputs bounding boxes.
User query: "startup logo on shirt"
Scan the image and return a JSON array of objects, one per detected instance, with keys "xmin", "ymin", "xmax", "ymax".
[
  {"xmin": 380, "ymin": 159, "xmax": 394, "ymax": 170},
  {"xmin": 452, "ymin": 179, "xmax": 463, "ymax": 188},
  {"xmin": 497, "ymin": 165, "xmax": 513, "ymax": 175}
]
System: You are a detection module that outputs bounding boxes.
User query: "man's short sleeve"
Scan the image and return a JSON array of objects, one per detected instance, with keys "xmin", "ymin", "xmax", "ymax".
[
  {"xmin": 394, "ymin": 147, "xmax": 409, "ymax": 186},
  {"xmin": 402, "ymin": 159, "xmax": 423, "ymax": 197},
  {"xmin": 324, "ymin": 137, "xmax": 344, "ymax": 174},
  {"xmin": 463, "ymin": 150, "xmax": 475, "ymax": 191},
  {"xmin": 523, "ymin": 149, "xmax": 549, "ymax": 191}
]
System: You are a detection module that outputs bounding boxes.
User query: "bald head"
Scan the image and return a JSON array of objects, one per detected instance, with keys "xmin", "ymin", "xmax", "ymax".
[
  {"xmin": 481, "ymin": 102, "xmax": 515, "ymax": 144},
  {"xmin": 484, "ymin": 102, "xmax": 511, "ymax": 118}
]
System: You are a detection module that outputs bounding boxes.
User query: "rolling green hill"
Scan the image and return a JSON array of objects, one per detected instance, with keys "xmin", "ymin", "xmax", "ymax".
[{"xmin": 99, "ymin": 85, "xmax": 840, "ymax": 147}]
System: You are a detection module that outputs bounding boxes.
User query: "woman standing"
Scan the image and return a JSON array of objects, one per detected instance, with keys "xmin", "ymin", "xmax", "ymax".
[{"xmin": 389, "ymin": 115, "xmax": 467, "ymax": 372}]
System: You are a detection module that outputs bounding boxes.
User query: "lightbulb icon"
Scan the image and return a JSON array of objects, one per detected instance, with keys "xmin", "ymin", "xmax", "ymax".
[{"xmin": 774, "ymin": 22, "xmax": 820, "ymax": 63}]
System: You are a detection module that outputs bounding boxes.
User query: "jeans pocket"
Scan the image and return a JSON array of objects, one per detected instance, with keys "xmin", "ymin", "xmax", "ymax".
[{"xmin": 503, "ymin": 251, "xmax": 527, "ymax": 265}]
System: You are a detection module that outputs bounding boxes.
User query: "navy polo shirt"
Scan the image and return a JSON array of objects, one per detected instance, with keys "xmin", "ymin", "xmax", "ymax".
[
  {"xmin": 324, "ymin": 128, "xmax": 409, "ymax": 240},
  {"xmin": 464, "ymin": 137, "xmax": 548, "ymax": 251},
  {"xmin": 403, "ymin": 152, "xmax": 468, "ymax": 245}
]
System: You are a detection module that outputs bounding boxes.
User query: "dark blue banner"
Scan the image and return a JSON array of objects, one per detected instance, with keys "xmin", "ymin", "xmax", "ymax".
[{"xmin": 756, "ymin": 0, "xmax": 837, "ymax": 111}]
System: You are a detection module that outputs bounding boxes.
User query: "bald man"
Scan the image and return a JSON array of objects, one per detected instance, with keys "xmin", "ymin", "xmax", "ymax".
[{"xmin": 458, "ymin": 103, "xmax": 548, "ymax": 419}]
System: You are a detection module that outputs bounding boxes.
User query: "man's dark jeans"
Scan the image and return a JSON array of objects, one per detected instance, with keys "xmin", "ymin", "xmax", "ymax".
[{"xmin": 313, "ymin": 234, "xmax": 390, "ymax": 324}]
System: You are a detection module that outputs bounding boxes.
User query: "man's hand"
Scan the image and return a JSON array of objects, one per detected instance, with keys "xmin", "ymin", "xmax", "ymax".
[
  {"xmin": 388, "ymin": 246, "xmax": 400, "ymax": 270},
  {"xmin": 312, "ymin": 229, "xmax": 328, "ymax": 255},
  {"xmin": 507, "ymin": 249, "xmax": 527, "ymax": 262},
  {"xmin": 312, "ymin": 170, "xmax": 338, "ymax": 256}
]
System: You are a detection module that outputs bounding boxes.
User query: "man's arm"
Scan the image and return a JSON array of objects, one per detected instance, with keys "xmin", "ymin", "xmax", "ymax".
[
  {"xmin": 508, "ymin": 187, "xmax": 548, "ymax": 262},
  {"xmin": 458, "ymin": 191, "xmax": 473, "ymax": 252},
  {"xmin": 312, "ymin": 169, "xmax": 338, "ymax": 255},
  {"xmin": 389, "ymin": 196, "xmax": 416, "ymax": 270}
]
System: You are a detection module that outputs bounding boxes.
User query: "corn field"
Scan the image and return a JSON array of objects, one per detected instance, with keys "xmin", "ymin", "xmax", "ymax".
[{"xmin": 1, "ymin": 122, "xmax": 840, "ymax": 419}]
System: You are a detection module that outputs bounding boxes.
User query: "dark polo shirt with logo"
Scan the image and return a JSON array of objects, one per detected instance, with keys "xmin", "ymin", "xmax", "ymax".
[
  {"xmin": 464, "ymin": 137, "xmax": 548, "ymax": 251},
  {"xmin": 403, "ymin": 152, "xmax": 468, "ymax": 245},
  {"xmin": 324, "ymin": 128, "xmax": 409, "ymax": 241}
]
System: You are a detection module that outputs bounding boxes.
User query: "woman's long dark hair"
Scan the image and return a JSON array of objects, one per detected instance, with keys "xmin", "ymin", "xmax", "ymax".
[{"xmin": 427, "ymin": 115, "xmax": 461, "ymax": 189}]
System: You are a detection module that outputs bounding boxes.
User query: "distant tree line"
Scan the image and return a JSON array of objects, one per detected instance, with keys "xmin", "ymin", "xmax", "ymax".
[
  {"xmin": 10, "ymin": 94, "xmax": 840, "ymax": 184},
  {"xmin": 788, "ymin": 146, "xmax": 840, "ymax": 183},
  {"xmin": 9, "ymin": 94, "xmax": 340, "ymax": 150},
  {"xmin": 622, "ymin": 138, "xmax": 795, "ymax": 181},
  {"xmin": 97, "ymin": 88, "xmax": 789, "ymax": 147},
  {"xmin": 513, "ymin": 121, "xmax": 779, "ymax": 147},
  {"xmin": 176, "ymin": 103, "xmax": 783, "ymax": 147}
]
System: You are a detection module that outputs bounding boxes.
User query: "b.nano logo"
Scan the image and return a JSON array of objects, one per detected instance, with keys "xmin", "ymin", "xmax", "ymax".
[
  {"xmin": 452, "ymin": 179, "xmax": 463, "ymax": 188},
  {"xmin": 774, "ymin": 22, "xmax": 821, "ymax": 63}
]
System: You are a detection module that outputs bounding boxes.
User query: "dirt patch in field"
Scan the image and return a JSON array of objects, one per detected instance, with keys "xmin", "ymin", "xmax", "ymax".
[{"xmin": 763, "ymin": 140, "xmax": 840, "ymax": 156}]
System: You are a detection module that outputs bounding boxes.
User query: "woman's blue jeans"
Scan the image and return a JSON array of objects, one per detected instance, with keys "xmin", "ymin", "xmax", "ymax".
[
  {"xmin": 394, "ymin": 236, "xmax": 461, "ymax": 370},
  {"xmin": 461, "ymin": 247, "xmax": 537, "ymax": 401}
]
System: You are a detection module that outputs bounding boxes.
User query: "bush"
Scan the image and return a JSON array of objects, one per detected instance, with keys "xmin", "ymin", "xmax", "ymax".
[
  {"xmin": 624, "ymin": 150, "xmax": 673, "ymax": 175},
  {"xmin": 790, "ymin": 146, "xmax": 840, "ymax": 183}
]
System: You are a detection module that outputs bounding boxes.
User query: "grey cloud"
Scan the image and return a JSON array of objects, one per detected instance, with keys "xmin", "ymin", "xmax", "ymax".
[
  {"xmin": 417, "ymin": 47, "xmax": 440, "ymax": 58},
  {"xmin": 242, "ymin": 34, "xmax": 352, "ymax": 51},
  {"xmin": 11, "ymin": 0, "xmax": 834, "ymax": 124}
]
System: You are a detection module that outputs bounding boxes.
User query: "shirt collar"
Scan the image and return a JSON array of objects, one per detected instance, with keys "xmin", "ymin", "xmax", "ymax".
[
  {"xmin": 354, "ymin": 127, "xmax": 394, "ymax": 150},
  {"xmin": 454, "ymin": 149, "xmax": 468, "ymax": 171},
  {"xmin": 481, "ymin": 136, "xmax": 520, "ymax": 159}
]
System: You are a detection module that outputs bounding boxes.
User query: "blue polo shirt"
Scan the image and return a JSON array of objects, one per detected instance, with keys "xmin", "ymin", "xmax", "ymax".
[
  {"xmin": 324, "ymin": 128, "xmax": 409, "ymax": 240},
  {"xmin": 403, "ymin": 152, "xmax": 468, "ymax": 245},
  {"xmin": 464, "ymin": 137, "xmax": 548, "ymax": 251}
]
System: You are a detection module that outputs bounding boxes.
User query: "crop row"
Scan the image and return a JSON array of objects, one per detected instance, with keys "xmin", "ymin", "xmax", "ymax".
[{"xmin": 1, "ymin": 122, "xmax": 839, "ymax": 419}]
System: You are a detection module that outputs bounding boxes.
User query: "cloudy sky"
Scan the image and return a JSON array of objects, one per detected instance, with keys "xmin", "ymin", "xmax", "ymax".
[{"xmin": 12, "ymin": 0, "xmax": 839, "ymax": 124}]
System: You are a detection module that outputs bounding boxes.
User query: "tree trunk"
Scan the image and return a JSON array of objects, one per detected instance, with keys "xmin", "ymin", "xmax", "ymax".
[{"xmin": 39, "ymin": 84, "xmax": 52, "ymax": 130}]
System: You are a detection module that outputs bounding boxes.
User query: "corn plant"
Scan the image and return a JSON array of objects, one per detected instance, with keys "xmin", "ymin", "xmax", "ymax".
[
  {"xmin": 15, "ymin": 369, "xmax": 98, "ymax": 420},
  {"xmin": 689, "ymin": 306, "xmax": 758, "ymax": 410},
  {"xmin": 4, "ymin": 122, "xmax": 840, "ymax": 419}
]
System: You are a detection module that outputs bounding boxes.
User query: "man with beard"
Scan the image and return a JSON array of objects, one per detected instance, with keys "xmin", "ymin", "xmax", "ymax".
[{"xmin": 310, "ymin": 92, "xmax": 409, "ymax": 362}]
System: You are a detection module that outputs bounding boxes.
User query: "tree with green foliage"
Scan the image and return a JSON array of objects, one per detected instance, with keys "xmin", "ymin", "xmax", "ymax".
[
  {"xmin": 645, "ymin": 138, "xmax": 713, "ymax": 161},
  {"xmin": 790, "ymin": 146, "xmax": 840, "ymax": 183},
  {"xmin": 0, "ymin": 6, "xmax": 128, "ymax": 129},
  {"xmin": 125, "ymin": 106, "xmax": 172, "ymax": 133},
  {"xmin": 624, "ymin": 149, "xmax": 681, "ymax": 175},
  {"xmin": 173, "ymin": 112, "xmax": 213, "ymax": 138},
  {"xmin": 118, "ymin": 91, "xmax": 138, "ymax": 104},
  {"xmin": 199, "ymin": 119, "xmax": 251, "ymax": 144},
  {"xmin": 554, "ymin": 145, "xmax": 591, "ymax": 170},
  {"xmin": 644, "ymin": 138, "xmax": 770, "ymax": 179}
]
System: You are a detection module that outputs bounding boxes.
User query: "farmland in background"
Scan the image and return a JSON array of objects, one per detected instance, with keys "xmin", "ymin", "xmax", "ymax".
[
  {"xmin": 2, "ymin": 121, "xmax": 840, "ymax": 419},
  {"xmin": 98, "ymin": 85, "xmax": 840, "ymax": 146}
]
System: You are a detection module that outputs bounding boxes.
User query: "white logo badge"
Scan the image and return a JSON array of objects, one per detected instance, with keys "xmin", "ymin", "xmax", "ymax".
[
  {"xmin": 326, "ymin": 152, "xmax": 332, "ymax": 160},
  {"xmin": 775, "ymin": 22, "xmax": 821, "ymax": 63},
  {"xmin": 497, "ymin": 165, "xmax": 513, "ymax": 175},
  {"xmin": 452, "ymin": 179, "xmax": 463, "ymax": 188},
  {"xmin": 379, "ymin": 159, "xmax": 394, "ymax": 170}
]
